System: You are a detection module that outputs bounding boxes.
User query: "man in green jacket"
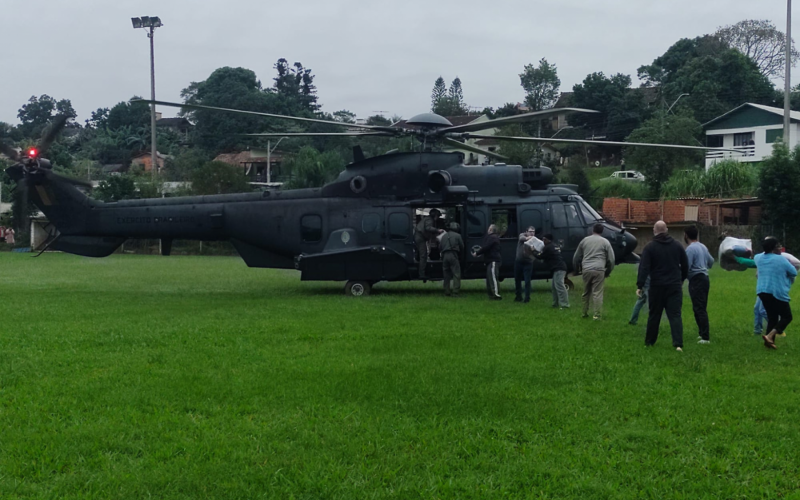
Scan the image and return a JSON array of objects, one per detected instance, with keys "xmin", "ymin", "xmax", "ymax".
[
  {"xmin": 440, "ymin": 222, "xmax": 464, "ymax": 296},
  {"xmin": 414, "ymin": 208, "xmax": 443, "ymax": 280}
]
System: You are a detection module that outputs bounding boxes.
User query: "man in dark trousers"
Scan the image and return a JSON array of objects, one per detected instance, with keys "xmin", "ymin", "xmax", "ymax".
[
  {"xmin": 637, "ymin": 220, "xmax": 689, "ymax": 351},
  {"xmin": 440, "ymin": 222, "xmax": 464, "ymax": 297},
  {"xmin": 414, "ymin": 208, "xmax": 443, "ymax": 280},
  {"xmin": 684, "ymin": 225, "xmax": 714, "ymax": 344},
  {"xmin": 473, "ymin": 224, "xmax": 502, "ymax": 300}
]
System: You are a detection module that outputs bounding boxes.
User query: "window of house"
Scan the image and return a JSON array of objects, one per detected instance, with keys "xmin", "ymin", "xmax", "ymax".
[
  {"xmin": 685, "ymin": 205, "xmax": 699, "ymax": 222},
  {"xmin": 766, "ymin": 129, "xmax": 784, "ymax": 144},
  {"xmin": 734, "ymin": 132, "xmax": 754, "ymax": 147},
  {"xmin": 467, "ymin": 210, "xmax": 485, "ymax": 238},
  {"xmin": 388, "ymin": 213, "xmax": 410, "ymax": 240},
  {"xmin": 301, "ymin": 215, "xmax": 322, "ymax": 243},
  {"xmin": 362, "ymin": 213, "xmax": 380, "ymax": 233},
  {"xmin": 707, "ymin": 135, "xmax": 723, "ymax": 148},
  {"xmin": 491, "ymin": 208, "xmax": 518, "ymax": 238}
]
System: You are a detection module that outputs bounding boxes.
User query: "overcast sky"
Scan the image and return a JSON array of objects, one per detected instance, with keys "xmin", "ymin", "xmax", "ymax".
[{"xmin": 1, "ymin": 0, "xmax": 796, "ymax": 124}]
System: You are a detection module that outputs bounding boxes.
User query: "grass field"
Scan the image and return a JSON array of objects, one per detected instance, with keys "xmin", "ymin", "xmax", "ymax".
[{"xmin": 1, "ymin": 253, "xmax": 799, "ymax": 499}]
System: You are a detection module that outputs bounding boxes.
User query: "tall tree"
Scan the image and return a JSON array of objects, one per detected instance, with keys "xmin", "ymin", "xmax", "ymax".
[
  {"xmin": 17, "ymin": 95, "xmax": 76, "ymax": 139},
  {"xmin": 431, "ymin": 77, "xmax": 447, "ymax": 113},
  {"xmin": 716, "ymin": 20, "xmax": 799, "ymax": 79},
  {"xmin": 520, "ymin": 58, "xmax": 561, "ymax": 111},
  {"xmin": 570, "ymin": 73, "xmax": 649, "ymax": 141},
  {"xmin": 447, "ymin": 77, "xmax": 467, "ymax": 114},
  {"xmin": 638, "ymin": 36, "xmax": 775, "ymax": 123},
  {"xmin": 272, "ymin": 58, "xmax": 319, "ymax": 113},
  {"xmin": 759, "ymin": 141, "xmax": 800, "ymax": 250},
  {"xmin": 332, "ymin": 110, "xmax": 356, "ymax": 123},
  {"xmin": 624, "ymin": 110, "xmax": 704, "ymax": 196},
  {"xmin": 190, "ymin": 161, "xmax": 251, "ymax": 195}
]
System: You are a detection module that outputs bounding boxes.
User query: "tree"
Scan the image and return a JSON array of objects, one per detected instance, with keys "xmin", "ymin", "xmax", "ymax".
[
  {"xmin": 366, "ymin": 115, "xmax": 392, "ymax": 127},
  {"xmin": 181, "ymin": 67, "xmax": 279, "ymax": 153},
  {"xmin": 759, "ymin": 142, "xmax": 800, "ymax": 250},
  {"xmin": 17, "ymin": 95, "xmax": 76, "ymax": 139},
  {"xmin": 272, "ymin": 58, "xmax": 319, "ymax": 113},
  {"xmin": 431, "ymin": 77, "xmax": 447, "ymax": 113},
  {"xmin": 190, "ymin": 161, "xmax": 251, "ymax": 195},
  {"xmin": 565, "ymin": 162, "xmax": 591, "ymax": 196},
  {"xmin": 520, "ymin": 58, "xmax": 561, "ymax": 111},
  {"xmin": 624, "ymin": 110, "xmax": 704, "ymax": 196},
  {"xmin": 716, "ymin": 20, "xmax": 799, "ymax": 79},
  {"xmin": 332, "ymin": 110, "xmax": 356, "ymax": 123},
  {"xmin": 494, "ymin": 125, "xmax": 541, "ymax": 168},
  {"xmin": 571, "ymin": 73, "xmax": 649, "ymax": 141},
  {"xmin": 283, "ymin": 146, "xmax": 346, "ymax": 189},
  {"xmin": 447, "ymin": 77, "xmax": 468, "ymax": 114},
  {"xmin": 94, "ymin": 175, "xmax": 137, "ymax": 202},
  {"xmin": 638, "ymin": 36, "xmax": 775, "ymax": 123}
]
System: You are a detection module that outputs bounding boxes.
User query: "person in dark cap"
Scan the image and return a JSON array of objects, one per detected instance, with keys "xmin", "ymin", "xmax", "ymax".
[
  {"xmin": 414, "ymin": 208, "xmax": 443, "ymax": 280},
  {"xmin": 537, "ymin": 233, "xmax": 569, "ymax": 309}
]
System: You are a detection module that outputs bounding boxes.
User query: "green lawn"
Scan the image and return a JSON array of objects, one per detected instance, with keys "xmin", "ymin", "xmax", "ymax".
[{"xmin": 1, "ymin": 253, "xmax": 799, "ymax": 499}]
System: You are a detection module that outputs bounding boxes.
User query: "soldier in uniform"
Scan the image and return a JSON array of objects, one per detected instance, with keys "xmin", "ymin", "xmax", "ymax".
[
  {"xmin": 414, "ymin": 208, "xmax": 443, "ymax": 280},
  {"xmin": 440, "ymin": 222, "xmax": 464, "ymax": 297}
]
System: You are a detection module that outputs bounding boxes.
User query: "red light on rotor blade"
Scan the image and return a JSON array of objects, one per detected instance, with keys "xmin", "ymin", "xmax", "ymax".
[{"xmin": 28, "ymin": 148, "xmax": 37, "ymax": 158}]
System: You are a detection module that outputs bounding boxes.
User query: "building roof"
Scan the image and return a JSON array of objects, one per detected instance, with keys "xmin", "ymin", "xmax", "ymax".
[
  {"xmin": 703, "ymin": 103, "xmax": 800, "ymax": 129},
  {"xmin": 156, "ymin": 117, "xmax": 193, "ymax": 128}
]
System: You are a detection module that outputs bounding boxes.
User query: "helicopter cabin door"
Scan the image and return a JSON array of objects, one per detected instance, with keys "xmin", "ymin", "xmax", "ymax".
[
  {"xmin": 384, "ymin": 208, "xmax": 415, "ymax": 278},
  {"xmin": 489, "ymin": 206, "xmax": 519, "ymax": 275},
  {"xmin": 550, "ymin": 201, "xmax": 589, "ymax": 258},
  {"xmin": 464, "ymin": 207, "xmax": 488, "ymax": 277}
]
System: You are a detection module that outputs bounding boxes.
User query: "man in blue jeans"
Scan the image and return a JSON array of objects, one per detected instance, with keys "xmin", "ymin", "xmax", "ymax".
[
  {"xmin": 514, "ymin": 226, "xmax": 536, "ymax": 303},
  {"xmin": 629, "ymin": 275, "xmax": 650, "ymax": 325}
]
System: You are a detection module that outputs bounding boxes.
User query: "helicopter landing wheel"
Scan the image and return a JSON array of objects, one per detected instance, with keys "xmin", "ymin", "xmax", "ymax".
[
  {"xmin": 564, "ymin": 277, "xmax": 575, "ymax": 291},
  {"xmin": 345, "ymin": 280, "xmax": 372, "ymax": 297}
]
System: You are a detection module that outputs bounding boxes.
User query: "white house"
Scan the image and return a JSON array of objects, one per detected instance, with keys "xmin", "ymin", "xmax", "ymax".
[{"xmin": 703, "ymin": 103, "xmax": 800, "ymax": 170}]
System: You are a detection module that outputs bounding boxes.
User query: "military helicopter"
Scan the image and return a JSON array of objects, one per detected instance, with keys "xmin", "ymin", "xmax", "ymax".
[{"xmin": 3, "ymin": 101, "xmax": 729, "ymax": 296}]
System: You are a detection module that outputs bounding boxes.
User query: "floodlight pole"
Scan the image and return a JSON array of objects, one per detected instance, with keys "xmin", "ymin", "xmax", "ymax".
[
  {"xmin": 148, "ymin": 25, "xmax": 158, "ymax": 179},
  {"xmin": 785, "ymin": 0, "xmax": 793, "ymax": 145}
]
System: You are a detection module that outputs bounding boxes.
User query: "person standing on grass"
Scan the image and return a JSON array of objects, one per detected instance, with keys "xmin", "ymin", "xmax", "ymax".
[
  {"xmin": 537, "ymin": 233, "xmax": 569, "ymax": 309},
  {"xmin": 573, "ymin": 223, "xmax": 615, "ymax": 320},
  {"xmin": 756, "ymin": 237, "xmax": 797, "ymax": 350},
  {"xmin": 473, "ymin": 224, "xmax": 502, "ymax": 300},
  {"xmin": 440, "ymin": 222, "xmax": 464, "ymax": 297},
  {"xmin": 629, "ymin": 275, "xmax": 650, "ymax": 326},
  {"xmin": 637, "ymin": 221, "xmax": 688, "ymax": 352},
  {"xmin": 514, "ymin": 226, "xmax": 536, "ymax": 303},
  {"xmin": 684, "ymin": 226, "xmax": 715, "ymax": 345}
]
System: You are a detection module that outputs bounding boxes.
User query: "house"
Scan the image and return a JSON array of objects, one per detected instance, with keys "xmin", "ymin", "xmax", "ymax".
[
  {"xmin": 130, "ymin": 151, "xmax": 172, "ymax": 172},
  {"xmin": 156, "ymin": 117, "xmax": 193, "ymax": 142},
  {"xmin": 214, "ymin": 149, "xmax": 284, "ymax": 185},
  {"xmin": 703, "ymin": 103, "xmax": 800, "ymax": 169}
]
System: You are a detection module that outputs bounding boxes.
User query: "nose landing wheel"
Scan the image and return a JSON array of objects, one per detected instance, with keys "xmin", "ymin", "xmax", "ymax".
[{"xmin": 345, "ymin": 280, "xmax": 372, "ymax": 297}]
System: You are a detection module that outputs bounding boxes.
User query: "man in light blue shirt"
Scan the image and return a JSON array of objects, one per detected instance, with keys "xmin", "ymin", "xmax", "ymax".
[
  {"xmin": 756, "ymin": 237, "xmax": 798, "ymax": 349},
  {"xmin": 684, "ymin": 226, "xmax": 715, "ymax": 344}
]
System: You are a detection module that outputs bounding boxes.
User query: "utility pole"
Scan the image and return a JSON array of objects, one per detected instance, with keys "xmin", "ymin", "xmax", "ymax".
[
  {"xmin": 786, "ymin": 0, "xmax": 793, "ymax": 145},
  {"xmin": 131, "ymin": 16, "xmax": 163, "ymax": 179}
]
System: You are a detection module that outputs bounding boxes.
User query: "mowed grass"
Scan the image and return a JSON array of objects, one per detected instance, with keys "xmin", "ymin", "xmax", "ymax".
[{"xmin": 1, "ymin": 253, "xmax": 799, "ymax": 499}]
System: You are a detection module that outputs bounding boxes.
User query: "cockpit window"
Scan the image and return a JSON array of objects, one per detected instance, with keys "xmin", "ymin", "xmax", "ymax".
[{"xmin": 579, "ymin": 201, "xmax": 603, "ymax": 222}]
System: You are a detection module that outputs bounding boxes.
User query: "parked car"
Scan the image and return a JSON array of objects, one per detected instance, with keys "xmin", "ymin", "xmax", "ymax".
[{"xmin": 608, "ymin": 170, "xmax": 645, "ymax": 182}]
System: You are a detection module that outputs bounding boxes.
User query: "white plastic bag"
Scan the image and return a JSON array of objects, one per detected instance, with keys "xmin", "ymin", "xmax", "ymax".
[
  {"xmin": 718, "ymin": 236, "xmax": 753, "ymax": 271},
  {"xmin": 524, "ymin": 236, "xmax": 544, "ymax": 253}
]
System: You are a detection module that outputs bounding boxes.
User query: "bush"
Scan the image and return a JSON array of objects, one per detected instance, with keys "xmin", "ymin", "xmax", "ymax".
[{"xmin": 661, "ymin": 160, "xmax": 757, "ymax": 199}]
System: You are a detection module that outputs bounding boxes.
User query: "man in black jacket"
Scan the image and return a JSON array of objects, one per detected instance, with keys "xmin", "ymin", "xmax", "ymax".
[
  {"xmin": 637, "ymin": 221, "xmax": 689, "ymax": 351},
  {"xmin": 474, "ymin": 224, "xmax": 502, "ymax": 300},
  {"xmin": 537, "ymin": 233, "xmax": 569, "ymax": 308}
]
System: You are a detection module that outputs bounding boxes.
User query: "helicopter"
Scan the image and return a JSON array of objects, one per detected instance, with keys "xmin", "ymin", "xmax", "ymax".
[{"xmin": 2, "ymin": 101, "xmax": 733, "ymax": 296}]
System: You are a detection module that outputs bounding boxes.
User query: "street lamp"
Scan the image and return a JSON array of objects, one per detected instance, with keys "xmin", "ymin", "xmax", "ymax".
[
  {"xmin": 667, "ymin": 93, "xmax": 690, "ymax": 114},
  {"xmin": 131, "ymin": 16, "xmax": 163, "ymax": 178}
]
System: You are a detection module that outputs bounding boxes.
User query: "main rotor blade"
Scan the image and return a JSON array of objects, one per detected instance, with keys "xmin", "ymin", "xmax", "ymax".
[
  {"xmin": 442, "ymin": 137, "xmax": 508, "ymax": 161},
  {"xmin": 242, "ymin": 132, "xmax": 395, "ymax": 137},
  {"xmin": 462, "ymin": 133, "xmax": 743, "ymax": 154},
  {"xmin": 39, "ymin": 115, "xmax": 68, "ymax": 155},
  {"xmin": 0, "ymin": 142, "xmax": 20, "ymax": 162},
  {"xmin": 439, "ymin": 107, "xmax": 600, "ymax": 134},
  {"xmin": 135, "ymin": 100, "xmax": 398, "ymax": 132}
]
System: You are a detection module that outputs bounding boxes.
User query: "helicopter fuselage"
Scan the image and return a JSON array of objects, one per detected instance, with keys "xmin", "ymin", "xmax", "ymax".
[{"xmin": 10, "ymin": 151, "xmax": 638, "ymax": 291}]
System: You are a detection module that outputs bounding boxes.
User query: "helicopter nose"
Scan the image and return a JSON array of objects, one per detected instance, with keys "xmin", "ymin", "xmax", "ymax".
[{"xmin": 624, "ymin": 230, "xmax": 640, "ymax": 263}]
